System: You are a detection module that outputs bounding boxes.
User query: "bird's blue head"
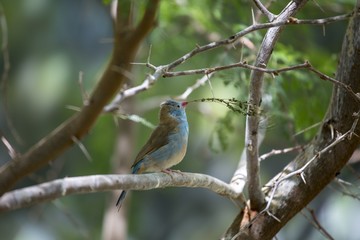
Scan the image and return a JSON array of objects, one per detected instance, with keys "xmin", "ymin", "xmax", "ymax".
[{"xmin": 159, "ymin": 100, "xmax": 188, "ymax": 123}]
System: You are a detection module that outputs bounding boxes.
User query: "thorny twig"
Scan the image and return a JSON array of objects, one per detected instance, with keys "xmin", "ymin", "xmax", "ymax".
[
  {"xmin": 302, "ymin": 207, "xmax": 335, "ymax": 240},
  {"xmin": 261, "ymin": 112, "xmax": 360, "ymax": 220},
  {"xmin": 331, "ymin": 178, "xmax": 360, "ymax": 201},
  {"xmin": 259, "ymin": 145, "xmax": 303, "ymax": 162},
  {"xmin": 164, "ymin": 61, "xmax": 360, "ymax": 105},
  {"xmin": 252, "ymin": 0, "xmax": 276, "ymax": 21},
  {"xmin": 105, "ymin": 12, "xmax": 355, "ymax": 112},
  {"xmin": 177, "ymin": 73, "xmax": 215, "ymax": 100}
]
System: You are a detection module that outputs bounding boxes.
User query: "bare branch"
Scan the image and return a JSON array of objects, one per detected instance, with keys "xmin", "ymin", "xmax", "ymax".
[
  {"xmin": 331, "ymin": 178, "xmax": 360, "ymax": 201},
  {"xmin": 302, "ymin": 207, "xmax": 335, "ymax": 240},
  {"xmin": 252, "ymin": 0, "xmax": 276, "ymax": 21},
  {"xmin": 245, "ymin": 0, "xmax": 310, "ymax": 211},
  {"xmin": 104, "ymin": 65, "xmax": 167, "ymax": 112},
  {"xmin": 262, "ymin": 113, "xmax": 360, "ymax": 218},
  {"xmin": 105, "ymin": 12, "xmax": 354, "ymax": 110},
  {"xmin": 259, "ymin": 146, "xmax": 303, "ymax": 161},
  {"xmin": 0, "ymin": 172, "xmax": 245, "ymax": 212},
  {"xmin": 0, "ymin": 1, "xmax": 160, "ymax": 195},
  {"xmin": 163, "ymin": 60, "xmax": 309, "ymax": 77},
  {"xmin": 177, "ymin": 73, "xmax": 215, "ymax": 100}
]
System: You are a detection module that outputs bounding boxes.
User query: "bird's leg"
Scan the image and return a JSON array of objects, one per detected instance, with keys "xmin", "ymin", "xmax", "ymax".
[
  {"xmin": 162, "ymin": 169, "xmax": 182, "ymax": 173},
  {"xmin": 161, "ymin": 169, "xmax": 185, "ymax": 177}
]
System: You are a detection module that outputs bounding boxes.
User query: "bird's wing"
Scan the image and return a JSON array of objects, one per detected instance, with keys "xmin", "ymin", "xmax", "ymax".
[{"xmin": 131, "ymin": 123, "xmax": 176, "ymax": 168}]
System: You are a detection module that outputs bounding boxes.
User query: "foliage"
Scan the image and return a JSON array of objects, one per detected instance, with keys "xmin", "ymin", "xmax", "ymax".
[{"xmin": 0, "ymin": 0, "xmax": 358, "ymax": 239}]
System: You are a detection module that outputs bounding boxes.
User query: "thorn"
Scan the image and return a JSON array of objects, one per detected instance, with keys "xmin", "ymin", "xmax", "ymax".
[
  {"xmin": 251, "ymin": 8, "xmax": 256, "ymax": 25},
  {"xmin": 78, "ymin": 71, "xmax": 89, "ymax": 106},
  {"xmin": 300, "ymin": 172, "xmax": 307, "ymax": 184},
  {"xmin": 71, "ymin": 136, "xmax": 92, "ymax": 162},
  {"xmin": 1, "ymin": 134, "xmax": 18, "ymax": 158},
  {"xmin": 265, "ymin": 210, "xmax": 281, "ymax": 222}
]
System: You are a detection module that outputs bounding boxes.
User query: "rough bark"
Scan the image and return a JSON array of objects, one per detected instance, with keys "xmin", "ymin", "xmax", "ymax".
[{"xmin": 224, "ymin": 3, "xmax": 360, "ymax": 239}]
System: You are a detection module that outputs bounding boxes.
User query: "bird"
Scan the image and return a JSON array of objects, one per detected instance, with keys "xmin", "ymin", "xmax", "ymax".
[{"xmin": 116, "ymin": 99, "xmax": 189, "ymax": 209}]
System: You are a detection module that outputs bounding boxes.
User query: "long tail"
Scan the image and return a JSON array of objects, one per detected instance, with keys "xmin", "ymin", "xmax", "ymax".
[{"xmin": 116, "ymin": 162, "xmax": 142, "ymax": 210}]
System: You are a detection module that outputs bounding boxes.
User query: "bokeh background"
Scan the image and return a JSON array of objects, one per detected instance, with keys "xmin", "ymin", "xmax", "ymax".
[{"xmin": 0, "ymin": 0, "xmax": 359, "ymax": 239}]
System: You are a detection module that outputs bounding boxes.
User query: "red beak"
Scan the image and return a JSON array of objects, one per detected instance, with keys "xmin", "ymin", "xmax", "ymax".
[{"xmin": 181, "ymin": 101, "xmax": 188, "ymax": 107}]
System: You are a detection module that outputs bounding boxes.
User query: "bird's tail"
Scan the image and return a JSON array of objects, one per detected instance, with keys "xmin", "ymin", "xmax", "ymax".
[
  {"xmin": 116, "ymin": 164, "xmax": 141, "ymax": 210},
  {"xmin": 116, "ymin": 190, "xmax": 127, "ymax": 211}
]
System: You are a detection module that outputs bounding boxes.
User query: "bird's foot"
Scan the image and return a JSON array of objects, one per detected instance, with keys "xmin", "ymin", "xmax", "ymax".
[{"xmin": 161, "ymin": 169, "xmax": 184, "ymax": 178}]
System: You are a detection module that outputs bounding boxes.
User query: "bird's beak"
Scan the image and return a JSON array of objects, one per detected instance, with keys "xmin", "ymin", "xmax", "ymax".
[{"xmin": 181, "ymin": 102, "xmax": 188, "ymax": 107}]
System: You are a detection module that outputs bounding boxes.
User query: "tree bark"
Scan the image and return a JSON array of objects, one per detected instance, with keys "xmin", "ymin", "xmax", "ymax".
[{"xmin": 224, "ymin": 3, "xmax": 360, "ymax": 239}]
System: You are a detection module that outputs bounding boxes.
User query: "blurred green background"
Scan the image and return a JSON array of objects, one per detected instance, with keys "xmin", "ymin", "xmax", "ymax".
[{"xmin": 0, "ymin": 0, "xmax": 359, "ymax": 239}]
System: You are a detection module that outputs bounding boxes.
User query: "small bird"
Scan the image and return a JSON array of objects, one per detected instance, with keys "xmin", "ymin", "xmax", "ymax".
[{"xmin": 116, "ymin": 99, "xmax": 189, "ymax": 209}]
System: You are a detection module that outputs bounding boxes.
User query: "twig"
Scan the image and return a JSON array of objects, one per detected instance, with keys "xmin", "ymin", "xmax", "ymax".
[
  {"xmin": 104, "ymin": 65, "xmax": 166, "ymax": 112},
  {"xmin": 78, "ymin": 71, "xmax": 89, "ymax": 105},
  {"xmin": 293, "ymin": 122, "xmax": 322, "ymax": 137},
  {"xmin": 71, "ymin": 136, "xmax": 92, "ymax": 162},
  {"xmin": 177, "ymin": 73, "xmax": 215, "ymax": 100},
  {"xmin": 0, "ymin": 130, "xmax": 17, "ymax": 158},
  {"xmin": 331, "ymin": 178, "xmax": 360, "ymax": 201},
  {"xmin": 262, "ymin": 113, "xmax": 360, "ymax": 216},
  {"xmin": 252, "ymin": 0, "xmax": 276, "ymax": 21},
  {"xmin": 302, "ymin": 207, "xmax": 335, "ymax": 240},
  {"xmin": 307, "ymin": 63, "xmax": 360, "ymax": 104},
  {"xmin": 115, "ymin": 113, "xmax": 156, "ymax": 129},
  {"xmin": 162, "ymin": 61, "xmax": 309, "ymax": 77},
  {"xmin": 259, "ymin": 146, "xmax": 303, "ymax": 161},
  {"xmin": 164, "ymin": 60, "xmax": 360, "ymax": 109},
  {"xmin": 0, "ymin": 172, "xmax": 244, "ymax": 212},
  {"xmin": 105, "ymin": 12, "xmax": 354, "ymax": 111}
]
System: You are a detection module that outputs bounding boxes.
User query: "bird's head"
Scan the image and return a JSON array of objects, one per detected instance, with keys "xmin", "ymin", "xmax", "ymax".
[{"xmin": 159, "ymin": 100, "xmax": 188, "ymax": 123}]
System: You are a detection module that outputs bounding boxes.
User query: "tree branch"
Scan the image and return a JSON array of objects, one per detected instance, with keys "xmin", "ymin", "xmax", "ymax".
[
  {"xmin": 245, "ymin": 0, "xmax": 309, "ymax": 211},
  {"xmin": 0, "ymin": 172, "xmax": 244, "ymax": 212},
  {"xmin": 0, "ymin": 0, "xmax": 160, "ymax": 195},
  {"xmin": 252, "ymin": 0, "xmax": 276, "ymax": 21},
  {"xmin": 224, "ymin": 2, "xmax": 360, "ymax": 238},
  {"xmin": 105, "ymin": 12, "xmax": 354, "ymax": 111}
]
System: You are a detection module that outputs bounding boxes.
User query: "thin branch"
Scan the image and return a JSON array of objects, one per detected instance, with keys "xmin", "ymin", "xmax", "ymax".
[
  {"xmin": 307, "ymin": 64, "xmax": 360, "ymax": 104},
  {"xmin": 0, "ymin": 172, "xmax": 245, "ymax": 212},
  {"xmin": 164, "ymin": 60, "xmax": 360, "ymax": 105},
  {"xmin": 105, "ymin": 12, "xmax": 354, "ymax": 111},
  {"xmin": 104, "ymin": 65, "xmax": 166, "ymax": 112},
  {"xmin": 331, "ymin": 178, "xmax": 360, "ymax": 201},
  {"xmin": 262, "ymin": 113, "xmax": 360, "ymax": 216},
  {"xmin": 0, "ymin": 1, "xmax": 160, "ymax": 195},
  {"xmin": 302, "ymin": 207, "xmax": 335, "ymax": 240},
  {"xmin": 163, "ymin": 60, "xmax": 308, "ymax": 77},
  {"xmin": 176, "ymin": 73, "xmax": 215, "ymax": 100},
  {"xmin": 77, "ymin": 71, "xmax": 89, "ymax": 105},
  {"xmin": 252, "ymin": 0, "xmax": 276, "ymax": 21}
]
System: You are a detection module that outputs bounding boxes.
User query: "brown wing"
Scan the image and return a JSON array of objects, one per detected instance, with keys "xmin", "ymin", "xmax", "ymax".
[{"xmin": 131, "ymin": 123, "xmax": 176, "ymax": 167}]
